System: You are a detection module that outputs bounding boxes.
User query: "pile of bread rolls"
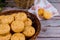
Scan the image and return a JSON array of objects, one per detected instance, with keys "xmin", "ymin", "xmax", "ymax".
[{"xmin": 0, "ymin": 12, "xmax": 35, "ymax": 40}]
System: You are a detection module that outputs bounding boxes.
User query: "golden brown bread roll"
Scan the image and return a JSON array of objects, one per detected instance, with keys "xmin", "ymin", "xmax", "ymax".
[
  {"xmin": 0, "ymin": 33, "xmax": 11, "ymax": 40},
  {"xmin": 15, "ymin": 12, "xmax": 27, "ymax": 21},
  {"xmin": 38, "ymin": 8, "xmax": 44, "ymax": 16},
  {"xmin": 11, "ymin": 20, "xmax": 24, "ymax": 32},
  {"xmin": 23, "ymin": 26, "xmax": 35, "ymax": 37},
  {"xmin": 0, "ymin": 15, "xmax": 14, "ymax": 24},
  {"xmin": 11, "ymin": 33, "xmax": 25, "ymax": 40},
  {"xmin": 11, "ymin": 13, "xmax": 17, "ymax": 17},
  {"xmin": 43, "ymin": 11, "xmax": 52, "ymax": 19},
  {"xmin": 0, "ymin": 24, "xmax": 10, "ymax": 35},
  {"xmin": 24, "ymin": 18, "xmax": 32, "ymax": 26}
]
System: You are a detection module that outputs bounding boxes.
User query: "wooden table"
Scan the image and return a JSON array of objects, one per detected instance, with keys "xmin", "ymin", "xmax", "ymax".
[
  {"xmin": 37, "ymin": 0, "xmax": 60, "ymax": 40},
  {"xmin": 2, "ymin": 0, "xmax": 60, "ymax": 40}
]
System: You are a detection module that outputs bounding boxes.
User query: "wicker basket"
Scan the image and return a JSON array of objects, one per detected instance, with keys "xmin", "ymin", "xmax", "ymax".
[
  {"xmin": 14, "ymin": 0, "xmax": 34, "ymax": 9},
  {"xmin": 0, "ymin": 10, "xmax": 41, "ymax": 40}
]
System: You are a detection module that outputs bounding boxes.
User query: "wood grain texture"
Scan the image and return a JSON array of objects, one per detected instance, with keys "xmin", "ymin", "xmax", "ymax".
[
  {"xmin": 38, "ymin": 27, "xmax": 60, "ymax": 37},
  {"xmin": 48, "ymin": 0, "xmax": 60, "ymax": 3},
  {"xmin": 37, "ymin": 38, "xmax": 60, "ymax": 40},
  {"xmin": 51, "ymin": 3, "xmax": 60, "ymax": 13},
  {"xmin": 40, "ymin": 20, "xmax": 60, "ymax": 27}
]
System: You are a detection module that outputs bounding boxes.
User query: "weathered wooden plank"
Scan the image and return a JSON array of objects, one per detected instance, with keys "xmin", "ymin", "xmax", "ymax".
[
  {"xmin": 40, "ymin": 17, "xmax": 60, "ymax": 20},
  {"xmin": 38, "ymin": 27, "xmax": 60, "ymax": 37},
  {"xmin": 51, "ymin": 17, "xmax": 60, "ymax": 20},
  {"xmin": 40, "ymin": 20, "xmax": 60, "ymax": 27},
  {"xmin": 51, "ymin": 3, "xmax": 60, "ymax": 13},
  {"xmin": 37, "ymin": 38, "xmax": 60, "ymax": 40},
  {"xmin": 48, "ymin": 0, "xmax": 60, "ymax": 3}
]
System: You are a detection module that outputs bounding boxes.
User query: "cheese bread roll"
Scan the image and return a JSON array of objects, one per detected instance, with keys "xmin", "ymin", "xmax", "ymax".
[
  {"xmin": 0, "ymin": 15, "xmax": 14, "ymax": 24},
  {"xmin": 11, "ymin": 20, "xmax": 24, "ymax": 32},
  {"xmin": 11, "ymin": 33, "xmax": 25, "ymax": 40},
  {"xmin": 0, "ymin": 33, "xmax": 11, "ymax": 40},
  {"xmin": 15, "ymin": 12, "xmax": 27, "ymax": 21},
  {"xmin": 0, "ymin": 24, "xmax": 10, "ymax": 35},
  {"xmin": 23, "ymin": 26, "xmax": 35, "ymax": 37},
  {"xmin": 24, "ymin": 18, "xmax": 32, "ymax": 26}
]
